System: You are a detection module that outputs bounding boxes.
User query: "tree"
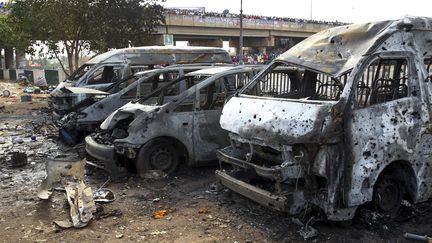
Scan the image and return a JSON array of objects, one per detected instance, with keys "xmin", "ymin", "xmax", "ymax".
[
  {"xmin": 9, "ymin": 0, "xmax": 165, "ymax": 75},
  {"xmin": 0, "ymin": 2, "xmax": 33, "ymax": 68}
]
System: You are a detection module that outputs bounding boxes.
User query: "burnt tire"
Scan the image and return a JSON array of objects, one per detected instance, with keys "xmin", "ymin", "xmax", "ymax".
[
  {"xmin": 372, "ymin": 175, "xmax": 402, "ymax": 217},
  {"xmin": 136, "ymin": 139, "xmax": 179, "ymax": 175}
]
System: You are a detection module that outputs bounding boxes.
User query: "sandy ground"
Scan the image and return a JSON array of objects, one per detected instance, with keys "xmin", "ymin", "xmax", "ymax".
[{"xmin": 0, "ymin": 80, "xmax": 431, "ymax": 242}]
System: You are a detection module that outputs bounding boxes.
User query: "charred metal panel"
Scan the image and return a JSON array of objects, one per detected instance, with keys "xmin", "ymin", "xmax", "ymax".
[
  {"xmin": 193, "ymin": 110, "xmax": 228, "ymax": 161},
  {"xmin": 220, "ymin": 97, "xmax": 340, "ymax": 148},
  {"xmin": 347, "ymin": 98, "xmax": 424, "ymax": 205}
]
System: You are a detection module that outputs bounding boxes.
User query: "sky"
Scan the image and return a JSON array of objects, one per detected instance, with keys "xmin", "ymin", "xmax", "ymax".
[{"xmin": 162, "ymin": 0, "xmax": 432, "ymax": 23}]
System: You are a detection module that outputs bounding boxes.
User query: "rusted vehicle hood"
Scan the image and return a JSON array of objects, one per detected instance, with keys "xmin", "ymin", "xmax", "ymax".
[
  {"xmin": 100, "ymin": 102, "xmax": 161, "ymax": 130},
  {"xmin": 278, "ymin": 16, "xmax": 432, "ymax": 76},
  {"xmin": 220, "ymin": 96, "xmax": 340, "ymax": 145}
]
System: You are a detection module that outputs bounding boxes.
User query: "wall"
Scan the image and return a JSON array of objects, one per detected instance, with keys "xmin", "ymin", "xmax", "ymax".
[{"xmin": 0, "ymin": 68, "xmax": 64, "ymax": 85}]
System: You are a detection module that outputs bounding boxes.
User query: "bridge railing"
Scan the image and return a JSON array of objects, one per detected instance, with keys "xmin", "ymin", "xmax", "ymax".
[{"xmin": 165, "ymin": 14, "xmax": 337, "ymax": 33}]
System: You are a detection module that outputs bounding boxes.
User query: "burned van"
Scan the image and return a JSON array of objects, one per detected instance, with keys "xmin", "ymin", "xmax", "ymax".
[
  {"xmin": 50, "ymin": 46, "xmax": 232, "ymax": 118},
  {"xmin": 59, "ymin": 64, "xmax": 228, "ymax": 142},
  {"xmin": 85, "ymin": 66, "xmax": 266, "ymax": 176},
  {"xmin": 216, "ymin": 16, "xmax": 432, "ymax": 220}
]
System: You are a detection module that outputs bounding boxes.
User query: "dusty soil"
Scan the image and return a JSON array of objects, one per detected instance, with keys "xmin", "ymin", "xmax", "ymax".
[
  {"xmin": 0, "ymin": 80, "xmax": 50, "ymax": 115},
  {"xmin": 0, "ymin": 80, "xmax": 431, "ymax": 242}
]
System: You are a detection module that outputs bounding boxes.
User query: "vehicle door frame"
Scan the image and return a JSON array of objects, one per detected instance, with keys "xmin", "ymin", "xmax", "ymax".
[{"xmin": 344, "ymin": 51, "xmax": 425, "ymax": 206}]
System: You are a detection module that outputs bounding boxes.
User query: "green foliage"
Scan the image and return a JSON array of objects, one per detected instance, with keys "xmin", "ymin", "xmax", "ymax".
[
  {"xmin": 6, "ymin": 0, "xmax": 165, "ymax": 73},
  {"xmin": 90, "ymin": 0, "xmax": 165, "ymax": 51},
  {"xmin": 0, "ymin": 3, "xmax": 33, "ymax": 53}
]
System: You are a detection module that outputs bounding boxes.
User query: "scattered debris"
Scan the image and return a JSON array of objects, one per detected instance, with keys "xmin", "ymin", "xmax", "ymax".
[
  {"xmin": 93, "ymin": 188, "xmax": 116, "ymax": 203},
  {"xmin": 404, "ymin": 232, "xmax": 432, "ymax": 242},
  {"xmin": 150, "ymin": 230, "xmax": 167, "ymax": 236},
  {"xmin": 292, "ymin": 217, "xmax": 319, "ymax": 240},
  {"xmin": 198, "ymin": 208, "xmax": 209, "ymax": 214},
  {"xmin": 12, "ymin": 137, "xmax": 24, "ymax": 144},
  {"xmin": 206, "ymin": 183, "xmax": 222, "ymax": 195},
  {"xmin": 54, "ymin": 181, "xmax": 97, "ymax": 229},
  {"xmin": 20, "ymin": 95, "xmax": 32, "ymax": 102},
  {"xmin": 38, "ymin": 158, "xmax": 85, "ymax": 200},
  {"xmin": 2, "ymin": 90, "xmax": 11, "ymax": 97},
  {"xmin": 153, "ymin": 210, "xmax": 169, "ymax": 219},
  {"xmin": 298, "ymin": 225, "xmax": 318, "ymax": 240}
]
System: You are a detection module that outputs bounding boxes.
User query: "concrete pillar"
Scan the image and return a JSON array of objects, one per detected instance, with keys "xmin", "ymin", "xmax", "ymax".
[
  {"xmin": 188, "ymin": 38, "xmax": 223, "ymax": 47},
  {"xmin": 4, "ymin": 47, "xmax": 13, "ymax": 69}
]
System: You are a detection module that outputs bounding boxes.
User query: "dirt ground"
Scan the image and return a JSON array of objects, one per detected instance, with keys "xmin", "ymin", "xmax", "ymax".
[{"xmin": 0, "ymin": 80, "xmax": 431, "ymax": 242}]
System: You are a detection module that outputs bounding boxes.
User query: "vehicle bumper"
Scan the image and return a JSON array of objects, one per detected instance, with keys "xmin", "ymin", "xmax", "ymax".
[
  {"xmin": 216, "ymin": 146, "xmax": 302, "ymax": 182},
  {"xmin": 215, "ymin": 170, "xmax": 304, "ymax": 214},
  {"xmin": 85, "ymin": 136, "xmax": 115, "ymax": 162},
  {"xmin": 85, "ymin": 135, "xmax": 123, "ymax": 177},
  {"xmin": 216, "ymin": 146, "xmax": 305, "ymax": 215}
]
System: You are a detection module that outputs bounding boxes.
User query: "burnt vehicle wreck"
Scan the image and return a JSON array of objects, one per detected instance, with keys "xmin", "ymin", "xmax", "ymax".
[
  {"xmin": 85, "ymin": 66, "xmax": 271, "ymax": 176},
  {"xmin": 216, "ymin": 16, "xmax": 432, "ymax": 220},
  {"xmin": 50, "ymin": 46, "xmax": 232, "ymax": 119},
  {"xmin": 59, "ymin": 64, "xmax": 227, "ymax": 141}
]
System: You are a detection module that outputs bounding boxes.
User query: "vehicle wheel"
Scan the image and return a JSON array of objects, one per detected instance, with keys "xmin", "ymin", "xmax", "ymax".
[
  {"xmin": 136, "ymin": 139, "xmax": 179, "ymax": 175},
  {"xmin": 372, "ymin": 175, "xmax": 402, "ymax": 217}
]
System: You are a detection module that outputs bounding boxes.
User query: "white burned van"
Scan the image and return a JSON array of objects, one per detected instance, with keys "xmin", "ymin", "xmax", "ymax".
[{"xmin": 216, "ymin": 16, "xmax": 432, "ymax": 221}]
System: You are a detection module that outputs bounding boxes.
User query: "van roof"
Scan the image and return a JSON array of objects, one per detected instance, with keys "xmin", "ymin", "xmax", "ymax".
[
  {"xmin": 87, "ymin": 46, "xmax": 232, "ymax": 65},
  {"xmin": 277, "ymin": 16, "xmax": 432, "ymax": 77},
  {"xmin": 186, "ymin": 66, "xmax": 239, "ymax": 76}
]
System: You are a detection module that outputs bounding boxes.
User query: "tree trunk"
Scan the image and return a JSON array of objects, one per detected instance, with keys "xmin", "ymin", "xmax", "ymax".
[
  {"xmin": 53, "ymin": 50, "xmax": 69, "ymax": 76},
  {"xmin": 67, "ymin": 52, "xmax": 74, "ymax": 74},
  {"xmin": 74, "ymin": 47, "xmax": 80, "ymax": 72},
  {"xmin": 4, "ymin": 46, "xmax": 14, "ymax": 69}
]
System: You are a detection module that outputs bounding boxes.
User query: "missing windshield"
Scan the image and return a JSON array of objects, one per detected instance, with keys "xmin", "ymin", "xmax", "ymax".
[{"xmin": 242, "ymin": 62, "xmax": 349, "ymax": 101}]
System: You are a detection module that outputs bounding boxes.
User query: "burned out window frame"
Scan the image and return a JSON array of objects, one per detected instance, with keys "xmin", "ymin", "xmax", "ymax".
[
  {"xmin": 85, "ymin": 64, "xmax": 125, "ymax": 85},
  {"xmin": 239, "ymin": 61, "xmax": 346, "ymax": 102},
  {"xmin": 119, "ymin": 74, "xmax": 156, "ymax": 99},
  {"xmin": 194, "ymin": 77, "xmax": 223, "ymax": 111},
  {"xmin": 193, "ymin": 71, "xmax": 255, "ymax": 111},
  {"xmin": 353, "ymin": 52, "xmax": 420, "ymax": 109}
]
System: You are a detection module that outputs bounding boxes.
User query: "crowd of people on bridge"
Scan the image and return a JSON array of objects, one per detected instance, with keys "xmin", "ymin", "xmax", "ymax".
[
  {"xmin": 231, "ymin": 51, "xmax": 284, "ymax": 65},
  {"xmin": 165, "ymin": 8, "xmax": 347, "ymax": 26}
]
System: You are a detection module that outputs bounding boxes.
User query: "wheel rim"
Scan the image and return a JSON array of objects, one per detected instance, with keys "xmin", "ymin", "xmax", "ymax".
[
  {"xmin": 375, "ymin": 178, "xmax": 400, "ymax": 213},
  {"xmin": 150, "ymin": 147, "xmax": 173, "ymax": 171}
]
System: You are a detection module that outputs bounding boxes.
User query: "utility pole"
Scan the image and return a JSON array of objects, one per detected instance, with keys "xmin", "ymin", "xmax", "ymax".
[
  {"xmin": 239, "ymin": 0, "xmax": 244, "ymax": 64},
  {"xmin": 310, "ymin": 0, "xmax": 313, "ymax": 20}
]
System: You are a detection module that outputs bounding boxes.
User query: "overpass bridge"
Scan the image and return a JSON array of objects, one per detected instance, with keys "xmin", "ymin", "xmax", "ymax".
[{"xmin": 150, "ymin": 14, "xmax": 339, "ymax": 50}]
